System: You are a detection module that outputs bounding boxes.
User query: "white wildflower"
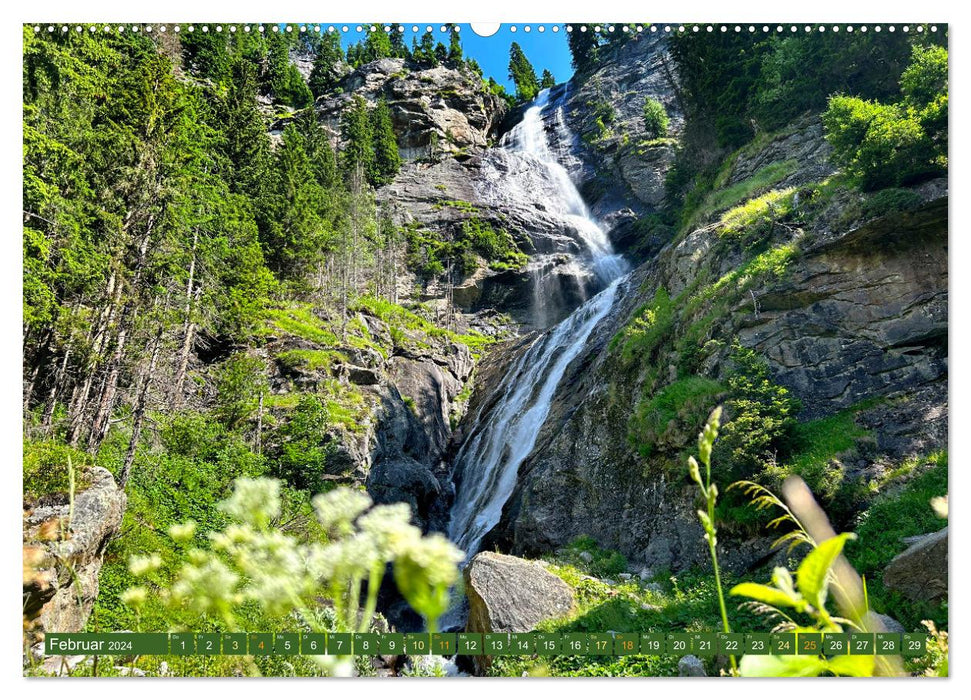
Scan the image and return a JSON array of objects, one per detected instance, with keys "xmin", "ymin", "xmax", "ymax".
[
  {"xmin": 219, "ymin": 477, "xmax": 281, "ymax": 528},
  {"xmin": 312, "ymin": 488, "xmax": 372, "ymax": 535},
  {"xmin": 121, "ymin": 586, "xmax": 148, "ymax": 610},
  {"xmin": 128, "ymin": 553, "xmax": 162, "ymax": 576},
  {"xmin": 168, "ymin": 520, "xmax": 197, "ymax": 542}
]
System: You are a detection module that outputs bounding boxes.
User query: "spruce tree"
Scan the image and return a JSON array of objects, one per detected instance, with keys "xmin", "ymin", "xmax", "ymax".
[
  {"xmin": 362, "ymin": 25, "xmax": 393, "ymax": 63},
  {"xmin": 540, "ymin": 69, "xmax": 556, "ymax": 89},
  {"xmin": 508, "ymin": 42, "xmax": 539, "ymax": 102},
  {"xmin": 568, "ymin": 26, "xmax": 601, "ymax": 72},
  {"xmin": 447, "ymin": 25, "xmax": 463, "ymax": 63},
  {"xmin": 341, "ymin": 95, "xmax": 374, "ymax": 181},
  {"xmin": 308, "ymin": 31, "xmax": 344, "ymax": 98},
  {"xmin": 370, "ymin": 100, "xmax": 401, "ymax": 187}
]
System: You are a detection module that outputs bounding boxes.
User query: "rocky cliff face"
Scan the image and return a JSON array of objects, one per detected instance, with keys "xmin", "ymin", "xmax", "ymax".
[
  {"xmin": 479, "ymin": 120, "xmax": 948, "ymax": 572},
  {"xmin": 316, "ymin": 58, "xmax": 507, "ymax": 162},
  {"xmin": 261, "ymin": 308, "xmax": 474, "ymax": 530},
  {"xmin": 562, "ymin": 34, "xmax": 683, "ymax": 226},
  {"xmin": 23, "ymin": 468, "xmax": 126, "ymax": 646}
]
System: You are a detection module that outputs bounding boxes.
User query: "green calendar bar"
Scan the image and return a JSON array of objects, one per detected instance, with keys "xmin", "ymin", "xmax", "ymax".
[
  {"xmin": 875, "ymin": 633, "xmax": 900, "ymax": 655},
  {"xmin": 666, "ymin": 633, "xmax": 691, "ymax": 655},
  {"xmin": 640, "ymin": 632, "xmax": 665, "ymax": 655},
  {"xmin": 37, "ymin": 631, "xmax": 936, "ymax": 657},
  {"xmin": 432, "ymin": 633, "xmax": 456, "ymax": 655},
  {"xmin": 274, "ymin": 633, "xmax": 300, "ymax": 655},
  {"xmin": 223, "ymin": 633, "xmax": 248, "ymax": 655},
  {"xmin": 510, "ymin": 633, "xmax": 535, "ymax": 654},
  {"xmin": 196, "ymin": 633, "xmax": 221, "ymax": 655},
  {"xmin": 249, "ymin": 633, "xmax": 273, "ymax": 656},
  {"xmin": 405, "ymin": 632, "xmax": 430, "ymax": 655},
  {"xmin": 378, "ymin": 633, "xmax": 404, "ymax": 655},
  {"xmin": 484, "ymin": 633, "xmax": 512, "ymax": 655},
  {"xmin": 562, "ymin": 633, "xmax": 588, "ymax": 655},
  {"xmin": 772, "ymin": 632, "xmax": 796, "ymax": 655},
  {"xmin": 691, "ymin": 633, "xmax": 717, "ymax": 657},
  {"xmin": 717, "ymin": 633, "xmax": 744, "ymax": 656},
  {"xmin": 798, "ymin": 633, "xmax": 822, "ymax": 656},
  {"xmin": 328, "ymin": 633, "xmax": 352, "ymax": 655},
  {"xmin": 746, "ymin": 633, "xmax": 772, "ymax": 655},
  {"xmin": 851, "ymin": 633, "xmax": 875, "ymax": 655},
  {"xmin": 588, "ymin": 633, "xmax": 613, "ymax": 655},
  {"xmin": 170, "ymin": 633, "xmax": 195, "ymax": 655},
  {"xmin": 614, "ymin": 633, "xmax": 639, "ymax": 655},
  {"xmin": 902, "ymin": 634, "xmax": 928, "ymax": 657},
  {"xmin": 824, "ymin": 633, "xmax": 849, "ymax": 656}
]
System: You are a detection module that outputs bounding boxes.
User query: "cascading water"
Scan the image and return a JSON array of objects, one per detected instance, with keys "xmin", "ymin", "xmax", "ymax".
[{"xmin": 448, "ymin": 88, "xmax": 629, "ymax": 559}]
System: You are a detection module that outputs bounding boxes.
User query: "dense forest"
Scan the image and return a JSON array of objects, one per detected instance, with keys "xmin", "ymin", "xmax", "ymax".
[{"xmin": 23, "ymin": 24, "xmax": 947, "ymax": 679}]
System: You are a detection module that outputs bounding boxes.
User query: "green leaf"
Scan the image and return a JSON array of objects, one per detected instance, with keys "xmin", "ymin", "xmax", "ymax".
[
  {"xmin": 739, "ymin": 654, "xmax": 828, "ymax": 677},
  {"xmin": 796, "ymin": 532, "xmax": 855, "ymax": 611},
  {"xmin": 825, "ymin": 654, "xmax": 875, "ymax": 677},
  {"xmin": 729, "ymin": 582, "xmax": 803, "ymax": 609}
]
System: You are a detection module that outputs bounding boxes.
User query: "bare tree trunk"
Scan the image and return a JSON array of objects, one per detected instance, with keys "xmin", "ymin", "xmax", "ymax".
[
  {"xmin": 255, "ymin": 391, "xmax": 264, "ymax": 455},
  {"xmin": 41, "ymin": 341, "xmax": 72, "ymax": 434},
  {"xmin": 120, "ymin": 325, "xmax": 163, "ymax": 488}
]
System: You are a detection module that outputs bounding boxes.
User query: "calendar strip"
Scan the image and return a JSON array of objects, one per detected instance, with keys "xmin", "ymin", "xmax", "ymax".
[{"xmin": 44, "ymin": 632, "xmax": 930, "ymax": 657}]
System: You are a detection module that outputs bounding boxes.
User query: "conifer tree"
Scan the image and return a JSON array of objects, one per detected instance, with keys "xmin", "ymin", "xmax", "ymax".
[
  {"xmin": 447, "ymin": 25, "xmax": 463, "ymax": 63},
  {"xmin": 508, "ymin": 42, "xmax": 539, "ymax": 102},
  {"xmin": 370, "ymin": 100, "xmax": 401, "ymax": 187},
  {"xmin": 362, "ymin": 25, "xmax": 393, "ymax": 63},
  {"xmin": 341, "ymin": 95, "xmax": 374, "ymax": 181},
  {"xmin": 308, "ymin": 31, "xmax": 344, "ymax": 98},
  {"xmin": 540, "ymin": 69, "xmax": 556, "ymax": 89}
]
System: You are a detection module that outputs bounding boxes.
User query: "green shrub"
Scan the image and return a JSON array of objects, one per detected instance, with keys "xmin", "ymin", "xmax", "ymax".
[
  {"xmin": 716, "ymin": 344, "xmax": 800, "ymax": 479},
  {"xmin": 212, "ymin": 353, "xmax": 268, "ymax": 430},
  {"xmin": 860, "ymin": 187, "xmax": 923, "ymax": 219},
  {"xmin": 23, "ymin": 440, "xmax": 93, "ymax": 501},
  {"xmin": 823, "ymin": 46, "xmax": 947, "ymax": 191},
  {"xmin": 642, "ymin": 97, "xmax": 670, "ymax": 139},
  {"xmin": 629, "ymin": 376, "xmax": 724, "ymax": 460},
  {"xmin": 612, "ymin": 288, "xmax": 675, "ymax": 365}
]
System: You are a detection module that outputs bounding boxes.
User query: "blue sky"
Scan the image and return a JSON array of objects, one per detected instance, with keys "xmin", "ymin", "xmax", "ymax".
[{"xmin": 332, "ymin": 23, "xmax": 574, "ymax": 93}]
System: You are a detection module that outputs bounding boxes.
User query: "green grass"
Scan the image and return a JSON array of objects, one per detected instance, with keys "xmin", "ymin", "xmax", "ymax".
[
  {"xmin": 848, "ymin": 453, "xmax": 948, "ymax": 630},
  {"xmin": 488, "ymin": 562, "xmax": 768, "ymax": 677},
  {"xmin": 262, "ymin": 304, "xmax": 339, "ymax": 346},
  {"xmin": 611, "ymin": 288, "xmax": 675, "ymax": 366},
  {"xmin": 629, "ymin": 376, "xmax": 725, "ymax": 460},
  {"xmin": 684, "ymin": 159, "xmax": 798, "ymax": 231},
  {"xmin": 719, "ymin": 187, "xmax": 797, "ymax": 240},
  {"xmin": 23, "ymin": 440, "xmax": 94, "ymax": 502},
  {"xmin": 276, "ymin": 348, "xmax": 347, "ymax": 373}
]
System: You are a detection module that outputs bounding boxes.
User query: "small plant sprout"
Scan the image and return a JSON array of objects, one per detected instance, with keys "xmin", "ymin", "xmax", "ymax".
[{"xmin": 687, "ymin": 405, "xmax": 737, "ymax": 674}]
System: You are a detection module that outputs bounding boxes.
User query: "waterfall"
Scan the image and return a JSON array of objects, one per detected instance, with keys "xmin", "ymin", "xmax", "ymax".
[{"xmin": 448, "ymin": 88, "xmax": 629, "ymax": 558}]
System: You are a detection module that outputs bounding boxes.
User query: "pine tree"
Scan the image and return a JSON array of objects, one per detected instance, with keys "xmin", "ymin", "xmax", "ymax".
[
  {"xmin": 370, "ymin": 100, "xmax": 401, "ymax": 187},
  {"xmin": 362, "ymin": 25, "xmax": 393, "ymax": 63},
  {"xmin": 263, "ymin": 125, "xmax": 328, "ymax": 279},
  {"xmin": 308, "ymin": 31, "xmax": 344, "ymax": 98},
  {"xmin": 389, "ymin": 25, "xmax": 409, "ymax": 58},
  {"xmin": 540, "ymin": 69, "xmax": 556, "ymax": 89},
  {"xmin": 447, "ymin": 25, "xmax": 463, "ymax": 63},
  {"xmin": 219, "ymin": 60, "xmax": 272, "ymax": 199},
  {"xmin": 341, "ymin": 95, "xmax": 374, "ymax": 181},
  {"xmin": 568, "ymin": 26, "xmax": 601, "ymax": 72},
  {"xmin": 508, "ymin": 42, "xmax": 539, "ymax": 102},
  {"xmin": 415, "ymin": 32, "xmax": 439, "ymax": 67}
]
